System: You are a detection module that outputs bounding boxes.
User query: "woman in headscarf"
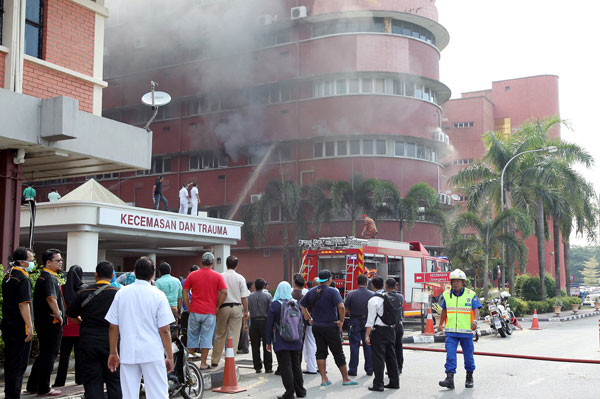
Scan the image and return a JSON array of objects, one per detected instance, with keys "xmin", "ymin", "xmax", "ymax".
[
  {"xmin": 53, "ymin": 265, "xmax": 86, "ymax": 387},
  {"xmin": 266, "ymin": 281, "xmax": 306, "ymax": 399}
]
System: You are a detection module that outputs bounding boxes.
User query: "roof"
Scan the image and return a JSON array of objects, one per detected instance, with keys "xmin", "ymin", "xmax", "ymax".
[{"xmin": 59, "ymin": 178, "xmax": 127, "ymax": 205}]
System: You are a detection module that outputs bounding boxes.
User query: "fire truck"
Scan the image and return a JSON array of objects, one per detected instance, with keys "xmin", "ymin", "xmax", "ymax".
[{"xmin": 298, "ymin": 236, "xmax": 451, "ymax": 318}]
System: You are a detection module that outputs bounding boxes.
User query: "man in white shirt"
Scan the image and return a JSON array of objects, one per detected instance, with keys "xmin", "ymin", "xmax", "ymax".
[
  {"xmin": 190, "ymin": 182, "xmax": 199, "ymax": 216},
  {"xmin": 48, "ymin": 188, "xmax": 61, "ymax": 202},
  {"xmin": 178, "ymin": 184, "xmax": 190, "ymax": 214},
  {"xmin": 365, "ymin": 277, "xmax": 399, "ymax": 392},
  {"xmin": 106, "ymin": 257, "xmax": 175, "ymax": 399},
  {"xmin": 210, "ymin": 256, "xmax": 250, "ymax": 368}
]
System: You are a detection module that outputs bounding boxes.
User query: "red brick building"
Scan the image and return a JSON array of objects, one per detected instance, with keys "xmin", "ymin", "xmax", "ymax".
[
  {"xmin": 58, "ymin": 0, "xmax": 451, "ymax": 281},
  {"xmin": 442, "ymin": 75, "xmax": 565, "ymax": 288},
  {"xmin": 0, "ymin": 0, "xmax": 150, "ymax": 266}
]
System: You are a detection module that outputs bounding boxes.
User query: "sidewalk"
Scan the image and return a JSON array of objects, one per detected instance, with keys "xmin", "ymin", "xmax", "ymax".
[{"xmin": 518, "ymin": 306, "xmax": 600, "ymax": 322}]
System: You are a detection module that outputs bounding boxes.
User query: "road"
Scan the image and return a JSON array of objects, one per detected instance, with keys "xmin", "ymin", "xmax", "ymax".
[{"xmin": 205, "ymin": 317, "xmax": 600, "ymax": 398}]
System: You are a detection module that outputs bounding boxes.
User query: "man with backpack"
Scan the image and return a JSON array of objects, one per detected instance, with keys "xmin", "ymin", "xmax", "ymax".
[
  {"xmin": 299, "ymin": 270, "xmax": 357, "ymax": 387},
  {"xmin": 365, "ymin": 277, "xmax": 400, "ymax": 392}
]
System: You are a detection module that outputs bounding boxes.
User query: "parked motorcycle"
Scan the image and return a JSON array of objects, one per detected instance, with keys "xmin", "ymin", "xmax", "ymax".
[{"xmin": 485, "ymin": 297, "xmax": 510, "ymax": 337}]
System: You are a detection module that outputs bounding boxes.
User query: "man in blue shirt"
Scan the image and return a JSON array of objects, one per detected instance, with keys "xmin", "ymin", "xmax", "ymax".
[
  {"xmin": 437, "ymin": 269, "xmax": 481, "ymax": 389},
  {"xmin": 300, "ymin": 270, "xmax": 357, "ymax": 387},
  {"xmin": 344, "ymin": 273, "xmax": 373, "ymax": 377},
  {"xmin": 155, "ymin": 262, "xmax": 183, "ymax": 320}
]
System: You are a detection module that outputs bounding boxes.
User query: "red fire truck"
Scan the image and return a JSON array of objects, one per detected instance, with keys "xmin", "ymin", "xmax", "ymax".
[{"xmin": 298, "ymin": 236, "xmax": 451, "ymax": 318}]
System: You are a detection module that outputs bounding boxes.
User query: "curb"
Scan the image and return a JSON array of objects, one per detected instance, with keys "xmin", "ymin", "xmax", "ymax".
[
  {"xmin": 402, "ymin": 328, "xmax": 495, "ymax": 344},
  {"xmin": 519, "ymin": 310, "xmax": 600, "ymax": 323}
]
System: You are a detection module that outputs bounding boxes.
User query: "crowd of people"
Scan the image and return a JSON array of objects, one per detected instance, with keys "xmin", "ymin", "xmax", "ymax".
[{"xmin": 2, "ymin": 245, "xmax": 480, "ymax": 399}]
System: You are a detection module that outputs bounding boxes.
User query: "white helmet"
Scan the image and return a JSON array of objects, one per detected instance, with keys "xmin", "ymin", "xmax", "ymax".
[
  {"xmin": 449, "ymin": 269, "xmax": 467, "ymax": 281},
  {"xmin": 500, "ymin": 291, "xmax": 511, "ymax": 299}
]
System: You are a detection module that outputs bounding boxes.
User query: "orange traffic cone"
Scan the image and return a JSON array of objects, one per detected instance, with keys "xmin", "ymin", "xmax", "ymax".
[
  {"xmin": 529, "ymin": 309, "xmax": 542, "ymax": 330},
  {"xmin": 424, "ymin": 307, "xmax": 435, "ymax": 335},
  {"xmin": 212, "ymin": 336, "xmax": 247, "ymax": 394}
]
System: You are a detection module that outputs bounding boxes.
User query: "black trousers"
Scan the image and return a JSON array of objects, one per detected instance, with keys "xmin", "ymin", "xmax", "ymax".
[
  {"xmin": 311, "ymin": 325, "xmax": 346, "ymax": 367},
  {"xmin": 54, "ymin": 336, "xmax": 81, "ymax": 386},
  {"xmin": 275, "ymin": 350, "xmax": 305, "ymax": 399},
  {"xmin": 2, "ymin": 331, "xmax": 32, "ymax": 399},
  {"xmin": 394, "ymin": 322, "xmax": 404, "ymax": 373},
  {"xmin": 249, "ymin": 319, "xmax": 272, "ymax": 371},
  {"xmin": 371, "ymin": 326, "xmax": 399, "ymax": 389},
  {"xmin": 79, "ymin": 345, "xmax": 122, "ymax": 399},
  {"xmin": 26, "ymin": 325, "xmax": 62, "ymax": 395}
]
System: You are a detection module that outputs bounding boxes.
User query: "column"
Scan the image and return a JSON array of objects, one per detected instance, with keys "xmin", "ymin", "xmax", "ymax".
[
  {"xmin": 97, "ymin": 248, "xmax": 107, "ymax": 263},
  {"xmin": 148, "ymin": 253, "xmax": 157, "ymax": 265},
  {"xmin": 0, "ymin": 150, "xmax": 22, "ymax": 270},
  {"xmin": 66, "ymin": 231, "xmax": 99, "ymax": 273},
  {"xmin": 212, "ymin": 244, "xmax": 230, "ymax": 274}
]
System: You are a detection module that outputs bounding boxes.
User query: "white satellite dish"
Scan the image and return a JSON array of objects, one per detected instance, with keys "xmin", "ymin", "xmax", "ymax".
[
  {"xmin": 141, "ymin": 91, "xmax": 171, "ymax": 107},
  {"xmin": 451, "ymin": 194, "xmax": 461, "ymax": 201}
]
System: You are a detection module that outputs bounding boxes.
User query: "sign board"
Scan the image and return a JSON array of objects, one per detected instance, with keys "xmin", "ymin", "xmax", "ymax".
[
  {"xmin": 412, "ymin": 289, "xmax": 430, "ymax": 303},
  {"xmin": 569, "ymin": 274, "xmax": 574, "ymax": 282},
  {"xmin": 414, "ymin": 272, "xmax": 451, "ymax": 283},
  {"xmin": 98, "ymin": 208, "xmax": 241, "ymax": 240}
]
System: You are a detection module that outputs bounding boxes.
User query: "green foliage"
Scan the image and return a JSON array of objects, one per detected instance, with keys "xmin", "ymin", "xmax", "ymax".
[{"xmin": 507, "ymin": 296, "xmax": 529, "ymax": 316}]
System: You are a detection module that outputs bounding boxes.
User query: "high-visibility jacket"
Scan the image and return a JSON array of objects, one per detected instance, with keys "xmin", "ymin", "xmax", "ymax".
[{"xmin": 443, "ymin": 288, "xmax": 476, "ymax": 334}]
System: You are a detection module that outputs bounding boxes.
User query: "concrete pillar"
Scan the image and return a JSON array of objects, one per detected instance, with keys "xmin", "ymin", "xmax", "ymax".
[
  {"xmin": 67, "ymin": 231, "xmax": 99, "ymax": 273},
  {"xmin": 213, "ymin": 245, "xmax": 230, "ymax": 273},
  {"xmin": 97, "ymin": 249, "xmax": 107, "ymax": 263},
  {"xmin": 148, "ymin": 253, "xmax": 157, "ymax": 265},
  {"xmin": 0, "ymin": 150, "xmax": 22, "ymax": 271}
]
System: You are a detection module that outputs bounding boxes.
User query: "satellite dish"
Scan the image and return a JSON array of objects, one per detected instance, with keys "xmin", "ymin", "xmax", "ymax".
[
  {"xmin": 141, "ymin": 91, "xmax": 171, "ymax": 107},
  {"xmin": 451, "ymin": 194, "xmax": 461, "ymax": 201}
]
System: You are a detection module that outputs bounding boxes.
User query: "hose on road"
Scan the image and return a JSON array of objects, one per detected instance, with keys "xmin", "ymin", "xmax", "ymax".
[{"xmin": 403, "ymin": 346, "xmax": 600, "ymax": 364}]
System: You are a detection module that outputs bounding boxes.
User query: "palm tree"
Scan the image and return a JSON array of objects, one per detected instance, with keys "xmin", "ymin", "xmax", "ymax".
[
  {"xmin": 447, "ymin": 206, "xmax": 531, "ymax": 299},
  {"xmin": 330, "ymin": 174, "xmax": 373, "ymax": 236},
  {"xmin": 395, "ymin": 182, "xmax": 446, "ymax": 242},
  {"xmin": 304, "ymin": 179, "xmax": 333, "ymax": 236},
  {"xmin": 242, "ymin": 179, "xmax": 302, "ymax": 281}
]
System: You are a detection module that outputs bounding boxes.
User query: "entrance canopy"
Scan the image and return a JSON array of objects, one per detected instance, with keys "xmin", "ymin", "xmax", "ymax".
[{"xmin": 20, "ymin": 179, "xmax": 242, "ymax": 272}]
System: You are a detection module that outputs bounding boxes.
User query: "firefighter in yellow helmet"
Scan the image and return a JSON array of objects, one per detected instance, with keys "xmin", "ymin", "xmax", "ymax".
[{"xmin": 437, "ymin": 269, "xmax": 481, "ymax": 389}]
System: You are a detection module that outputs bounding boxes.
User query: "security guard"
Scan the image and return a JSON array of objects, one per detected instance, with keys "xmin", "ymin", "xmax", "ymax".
[{"xmin": 437, "ymin": 269, "xmax": 481, "ymax": 389}]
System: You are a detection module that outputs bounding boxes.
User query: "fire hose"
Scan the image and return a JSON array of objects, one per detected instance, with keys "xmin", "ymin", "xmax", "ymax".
[{"xmin": 403, "ymin": 346, "xmax": 600, "ymax": 364}]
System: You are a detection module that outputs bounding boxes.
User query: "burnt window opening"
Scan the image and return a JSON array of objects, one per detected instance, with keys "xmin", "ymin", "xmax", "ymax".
[{"xmin": 0, "ymin": 0, "xmax": 5, "ymax": 45}]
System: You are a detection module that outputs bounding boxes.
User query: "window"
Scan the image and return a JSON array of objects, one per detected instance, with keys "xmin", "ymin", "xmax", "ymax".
[
  {"xmin": 350, "ymin": 140, "xmax": 360, "ymax": 155},
  {"xmin": 376, "ymin": 139, "xmax": 386, "ymax": 155},
  {"xmin": 269, "ymin": 206, "xmax": 282, "ymax": 222},
  {"xmin": 417, "ymin": 144, "xmax": 425, "ymax": 159},
  {"xmin": 349, "ymin": 79, "xmax": 360, "ymax": 94},
  {"xmin": 25, "ymin": 0, "xmax": 44, "ymax": 58},
  {"xmin": 313, "ymin": 142, "xmax": 323, "ymax": 158},
  {"xmin": 393, "ymin": 79, "xmax": 403, "ymax": 95},
  {"xmin": 395, "ymin": 141, "xmax": 404, "ymax": 156},
  {"xmin": 276, "ymin": 28, "xmax": 292, "ymax": 44},
  {"xmin": 406, "ymin": 142, "xmax": 416, "ymax": 158},
  {"xmin": 405, "ymin": 82, "xmax": 415, "ymax": 97},
  {"xmin": 375, "ymin": 78, "xmax": 385, "ymax": 94},
  {"xmin": 363, "ymin": 139, "xmax": 373, "ymax": 154},
  {"xmin": 336, "ymin": 79, "xmax": 347, "ymax": 95},
  {"xmin": 362, "ymin": 78, "xmax": 372, "ymax": 93},
  {"xmin": 325, "ymin": 141, "xmax": 335, "ymax": 157},
  {"xmin": 453, "ymin": 121, "xmax": 474, "ymax": 128},
  {"xmin": 337, "ymin": 141, "xmax": 347, "ymax": 156},
  {"xmin": 0, "ymin": 0, "xmax": 4, "ymax": 44}
]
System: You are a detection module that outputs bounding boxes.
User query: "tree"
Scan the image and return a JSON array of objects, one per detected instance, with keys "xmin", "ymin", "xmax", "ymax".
[
  {"xmin": 395, "ymin": 182, "xmax": 446, "ymax": 242},
  {"xmin": 330, "ymin": 174, "xmax": 376, "ymax": 236},
  {"xmin": 304, "ymin": 179, "xmax": 333, "ymax": 236},
  {"xmin": 581, "ymin": 257, "xmax": 600, "ymax": 287},
  {"xmin": 242, "ymin": 179, "xmax": 302, "ymax": 281},
  {"xmin": 446, "ymin": 206, "xmax": 531, "ymax": 299}
]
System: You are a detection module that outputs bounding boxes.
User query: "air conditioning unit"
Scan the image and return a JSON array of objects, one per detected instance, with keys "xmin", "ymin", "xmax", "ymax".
[
  {"xmin": 251, "ymin": 193, "xmax": 263, "ymax": 203},
  {"xmin": 438, "ymin": 193, "xmax": 447, "ymax": 204},
  {"xmin": 291, "ymin": 6, "xmax": 307, "ymax": 20},
  {"xmin": 258, "ymin": 14, "xmax": 272, "ymax": 25},
  {"xmin": 444, "ymin": 134, "xmax": 450, "ymax": 144}
]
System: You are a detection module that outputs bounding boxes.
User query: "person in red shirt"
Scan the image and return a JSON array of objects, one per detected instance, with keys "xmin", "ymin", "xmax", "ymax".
[
  {"xmin": 361, "ymin": 214, "xmax": 378, "ymax": 239},
  {"xmin": 183, "ymin": 252, "xmax": 227, "ymax": 370}
]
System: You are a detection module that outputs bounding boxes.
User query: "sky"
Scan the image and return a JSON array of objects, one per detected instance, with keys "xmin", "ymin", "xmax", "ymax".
[{"xmin": 436, "ymin": 0, "xmax": 600, "ymax": 246}]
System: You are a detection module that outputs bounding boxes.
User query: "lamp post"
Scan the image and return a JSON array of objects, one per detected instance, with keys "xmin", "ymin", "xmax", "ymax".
[
  {"xmin": 499, "ymin": 146, "xmax": 558, "ymax": 290},
  {"xmin": 550, "ymin": 251, "xmax": 555, "ymax": 279}
]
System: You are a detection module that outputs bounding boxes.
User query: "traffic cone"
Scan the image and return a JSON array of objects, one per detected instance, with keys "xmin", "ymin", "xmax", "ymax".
[
  {"xmin": 529, "ymin": 309, "xmax": 542, "ymax": 330},
  {"xmin": 424, "ymin": 307, "xmax": 435, "ymax": 335},
  {"xmin": 212, "ymin": 336, "xmax": 247, "ymax": 394}
]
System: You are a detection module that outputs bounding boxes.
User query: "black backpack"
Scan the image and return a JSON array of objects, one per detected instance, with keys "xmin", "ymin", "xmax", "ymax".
[{"xmin": 375, "ymin": 292, "xmax": 403, "ymax": 326}]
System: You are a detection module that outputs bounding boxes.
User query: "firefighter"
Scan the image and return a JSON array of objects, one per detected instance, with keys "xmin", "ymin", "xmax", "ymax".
[
  {"xmin": 437, "ymin": 269, "xmax": 481, "ymax": 389},
  {"xmin": 361, "ymin": 214, "xmax": 378, "ymax": 239}
]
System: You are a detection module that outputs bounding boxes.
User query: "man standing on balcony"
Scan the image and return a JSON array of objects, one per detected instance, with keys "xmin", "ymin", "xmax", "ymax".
[
  {"xmin": 190, "ymin": 182, "xmax": 200, "ymax": 216},
  {"xmin": 179, "ymin": 183, "xmax": 190, "ymax": 214},
  {"xmin": 153, "ymin": 176, "xmax": 168, "ymax": 211}
]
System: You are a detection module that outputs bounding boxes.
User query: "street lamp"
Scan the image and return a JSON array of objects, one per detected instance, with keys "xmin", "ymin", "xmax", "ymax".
[
  {"xmin": 550, "ymin": 251, "xmax": 555, "ymax": 278},
  {"xmin": 499, "ymin": 146, "xmax": 558, "ymax": 289}
]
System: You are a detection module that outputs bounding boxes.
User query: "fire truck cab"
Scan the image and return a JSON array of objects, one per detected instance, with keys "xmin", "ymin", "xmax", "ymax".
[{"xmin": 298, "ymin": 236, "xmax": 451, "ymax": 318}]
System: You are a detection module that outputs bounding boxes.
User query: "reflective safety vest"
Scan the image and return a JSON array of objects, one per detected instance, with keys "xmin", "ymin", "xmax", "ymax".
[{"xmin": 443, "ymin": 288, "xmax": 475, "ymax": 334}]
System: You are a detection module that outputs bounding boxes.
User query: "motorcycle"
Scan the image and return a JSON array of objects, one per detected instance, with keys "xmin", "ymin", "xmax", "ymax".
[
  {"xmin": 140, "ymin": 326, "xmax": 204, "ymax": 399},
  {"xmin": 499, "ymin": 291, "xmax": 522, "ymax": 331},
  {"xmin": 485, "ymin": 297, "xmax": 510, "ymax": 338}
]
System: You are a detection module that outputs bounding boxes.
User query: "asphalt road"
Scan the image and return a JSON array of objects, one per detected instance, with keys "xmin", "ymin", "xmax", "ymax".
[{"xmin": 206, "ymin": 317, "xmax": 600, "ymax": 399}]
